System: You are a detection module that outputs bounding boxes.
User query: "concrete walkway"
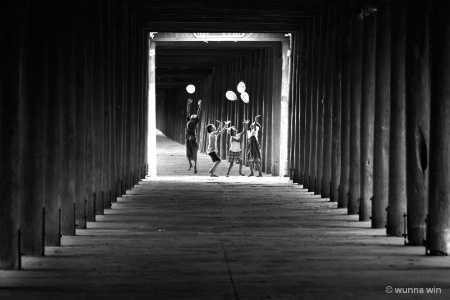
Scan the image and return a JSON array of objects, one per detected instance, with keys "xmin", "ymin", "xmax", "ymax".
[{"xmin": 1, "ymin": 131, "xmax": 449, "ymax": 299}]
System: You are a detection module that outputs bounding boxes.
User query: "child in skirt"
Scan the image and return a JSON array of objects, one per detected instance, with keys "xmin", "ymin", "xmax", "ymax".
[
  {"xmin": 206, "ymin": 120, "xmax": 230, "ymax": 177},
  {"xmin": 246, "ymin": 115, "xmax": 263, "ymax": 177},
  {"xmin": 185, "ymin": 99, "xmax": 201, "ymax": 174},
  {"xmin": 225, "ymin": 120, "xmax": 248, "ymax": 177}
]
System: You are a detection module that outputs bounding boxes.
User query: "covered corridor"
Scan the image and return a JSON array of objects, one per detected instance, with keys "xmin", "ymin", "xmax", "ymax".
[
  {"xmin": 1, "ymin": 0, "xmax": 450, "ymax": 298},
  {"xmin": 1, "ymin": 132, "xmax": 449, "ymax": 299}
]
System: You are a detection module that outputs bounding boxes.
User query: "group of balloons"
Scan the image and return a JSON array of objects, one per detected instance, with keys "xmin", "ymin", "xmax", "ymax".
[
  {"xmin": 185, "ymin": 81, "xmax": 249, "ymax": 103},
  {"xmin": 226, "ymin": 81, "xmax": 249, "ymax": 103}
]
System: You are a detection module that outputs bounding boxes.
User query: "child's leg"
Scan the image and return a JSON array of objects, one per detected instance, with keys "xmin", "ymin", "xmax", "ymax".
[
  {"xmin": 238, "ymin": 159, "xmax": 245, "ymax": 176},
  {"xmin": 187, "ymin": 157, "xmax": 192, "ymax": 171},
  {"xmin": 248, "ymin": 161, "xmax": 254, "ymax": 176},
  {"xmin": 226, "ymin": 161, "xmax": 234, "ymax": 176},
  {"xmin": 256, "ymin": 162, "xmax": 262, "ymax": 176},
  {"xmin": 194, "ymin": 159, "xmax": 197, "ymax": 174},
  {"xmin": 210, "ymin": 161, "xmax": 221, "ymax": 176}
]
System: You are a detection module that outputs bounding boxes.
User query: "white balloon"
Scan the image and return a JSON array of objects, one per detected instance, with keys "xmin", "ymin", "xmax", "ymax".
[
  {"xmin": 237, "ymin": 81, "xmax": 246, "ymax": 93},
  {"xmin": 186, "ymin": 84, "xmax": 195, "ymax": 94},
  {"xmin": 226, "ymin": 91, "xmax": 238, "ymax": 101},
  {"xmin": 241, "ymin": 92, "xmax": 249, "ymax": 103}
]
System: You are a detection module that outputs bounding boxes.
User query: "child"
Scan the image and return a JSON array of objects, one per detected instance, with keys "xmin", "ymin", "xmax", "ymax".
[
  {"xmin": 226, "ymin": 121, "xmax": 248, "ymax": 177},
  {"xmin": 206, "ymin": 120, "xmax": 230, "ymax": 177},
  {"xmin": 185, "ymin": 99, "xmax": 201, "ymax": 174},
  {"xmin": 246, "ymin": 115, "xmax": 263, "ymax": 177}
]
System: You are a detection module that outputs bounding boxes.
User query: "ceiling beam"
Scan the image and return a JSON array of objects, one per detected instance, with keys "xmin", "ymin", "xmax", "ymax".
[{"xmin": 150, "ymin": 32, "xmax": 289, "ymax": 42}]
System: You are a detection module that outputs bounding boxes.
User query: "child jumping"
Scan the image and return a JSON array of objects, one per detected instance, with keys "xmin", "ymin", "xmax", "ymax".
[
  {"xmin": 206, "ymin": 120, "xmax": 230, "ymax": 177},
  {"xmin": 226, "ymin": 120, "xmax": 248, "ymax": 177},
  {"xmin": 185, "ymin": 99, "xmax": 201, "ymax": 174},
  {"xmin": 246, "ymin": 115, "xmax": 263, "ymax": 177}
]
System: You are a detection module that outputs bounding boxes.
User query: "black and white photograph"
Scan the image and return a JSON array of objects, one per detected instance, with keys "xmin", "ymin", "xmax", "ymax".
[{"xmin": 0, "ymin": 0, "xmax": 449, "ymax": 299}]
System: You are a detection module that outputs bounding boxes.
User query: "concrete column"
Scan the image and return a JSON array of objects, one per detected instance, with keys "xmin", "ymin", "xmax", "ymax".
[
  {"xmin": 287, "ymin": 35, "xmax": 295, "ymax": 180},
  {"xmin": 45, "ymin": 1, "xmax": 63, "ymax": 246},
  {"xmin": 314, "ymin": 7, "xmax": 328, "ymax": 195},
  {"xmin": 322, "ymin": 1, "xmax": 336, "ymax": 198},
  {"xmin": 288, "ymin": 33, "xmax": 296, "ymax": 180},
  {"xmin": 115, "ymin": 2, "xmax": 125, "ymax": 195},
  {"xmin": 359, "ymin": 11, "xmax": 376, "ymax": 222},
  {"xmin": 405, "ymin": 0, "xmax": 430, "ymax": 245},
  {"xmin": 0, "ymin": 0, "xmax": 22, "ymax": 269},
  {"xmin": 19, "ymin": 0, "xmax": 48, "ymax": 255},
  {"xmin": 299, "ymin": 26, "xmax": 308, "ymax": 183},
  {"xmin": 147, "ymin": 40, "xmax": 157, "ymax": 177},
  {"xmin": 387, "ymin": 0, "xmax": 406, "ymax": 237},
  {"xmin": 74, "ymin": 1, "xmax": 88, "ymax": 230},
  {"xmin": 348, "ymin": 1, "xmax": 363, "ymax": 215},
  {"xmin": 428, "ymin": 0, "xmax": 450, "ymax": 255},
  {"xmin": 331, "ymin": 3, "xmax": 342, "ymax": 203},
  {"xmin": 257, "ymin": 50, "xmax": 265, "ymax": 169},
  {"xmin": 339, "ymin": 2, "xmax": 352, "ymax": 209},
  {"xmin": 304, "ymin": 21, "xmax": 314, "ymax": 189},
  {"xmin": 122, "ymin": 6, "xmax": 130, "ymax": 192},
  {"xmin": 280, "ymin": 41, "xmax": 291, "ymax": 177},
  {"xmin": 102, "ymin": 0, "xmax": 112, "ymax": 209},
  {"xmin": 372, "ymin": 0, "xmax": 391, "ymax": 229},
  {"xmin": 93, "ymin": 0, "xmax": 105, "ymax": 214},
  {"xmin": 271, "ymin": 43, "xmax": 282, "ymax": 176},
  {"xmin": 109, "ymin": 0, "xmax": 117, "ymax": 203},
  {"xmin": 309, "ymin": 15, "xmax": 320, "ymax": 192},
  {"xmin": 263, "ymin": 48, "xmax": 273, "ymax": 174},
  {"xmin": 291, "ymin": 34, "xmax": 300, "ymax": 182},
  {"xmin": 127, "ymin": 15, "xmax": 136, "ymax": 188},
  {"xmin": 85, "ymin": 2, "xmax": 96, "ymax": 222},
  {"xmin": 60, "ymin": 0, "xmax": 76, "ymax": 236}
]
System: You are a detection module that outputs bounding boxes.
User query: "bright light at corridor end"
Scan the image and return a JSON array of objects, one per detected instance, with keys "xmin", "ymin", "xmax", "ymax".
[{"xmin": 147, "ymin": 39, "xmax": 157, "ymax": 177}]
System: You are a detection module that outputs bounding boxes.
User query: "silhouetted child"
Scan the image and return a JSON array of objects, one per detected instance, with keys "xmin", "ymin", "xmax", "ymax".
[
  {"xmin": 225, "ymin": 121, "xmax": 248, "ymax": 177},
  {"xmin": 206, "ymin": 120, "xmax": 229, "ymax": 177},
  {"xmin": 246, "ymin": 115, "xmax": 263, "ymax": 177},
  {"xmin": 185, "ymin": 99, "xmax": 201, "ymax": 174}
]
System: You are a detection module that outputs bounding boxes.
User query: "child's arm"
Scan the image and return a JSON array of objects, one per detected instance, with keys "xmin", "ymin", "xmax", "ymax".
[
  {"xmin": 214, "ymin": 120, "xmax": 222, "ymax": 134},
  {"xmin": 218, "ymin": 121, "xmax": 230, "ymax": 135},
  {"xmin": 186, "ymin": 98, "xmax": 193, "ymax": 120},
  {"xmin": 240, "ymin": 120, "xmax": 249, "ymax": 135},
  {"xmin": 196, "ymin": 99, "xmax": 202, "ymax": 120}
]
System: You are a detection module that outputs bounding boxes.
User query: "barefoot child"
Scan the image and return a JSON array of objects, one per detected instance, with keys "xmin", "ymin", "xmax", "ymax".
[
  {"xmin": 246, "ymin": 115, "xmax": 263, "ymax": 177},
  {"xmin": 206, "ymin": 120, "xmax": 230, "ymax": 177},
  {"xmin": 226, "ymin": 121, "xmax": 248, "ymax": 177},
  {"xmin": 185, "ymin": 99, "xmax": 202, "ymax": 174}
]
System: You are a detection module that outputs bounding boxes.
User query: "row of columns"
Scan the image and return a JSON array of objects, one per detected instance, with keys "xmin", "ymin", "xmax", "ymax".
[
  {"xmin": 0, "ymin": 0, "xmax": 148, "ymax": 269},
  {"xmin": 156, "ymin": 45, "xmax": 284, "ymax": 175},
  {"xmin": 288, "ymin": 0, "xmax": 450, "ymax": 254}
]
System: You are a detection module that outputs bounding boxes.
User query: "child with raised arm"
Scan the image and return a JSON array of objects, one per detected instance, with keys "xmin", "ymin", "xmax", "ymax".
[
  {"xmin": 206, "ymin": 120, "xmax": 230, "ymax": 177},
  {"xmin": 225, "ymin": 120, "xmax": 248, "ymax": 177},
  {"xmin": 246, "ymin": 115, "xmax": 263, "ymax": 177},
  {"xmin": 185, "ymin": 99, "xmax": 202, "ymax": 174}
]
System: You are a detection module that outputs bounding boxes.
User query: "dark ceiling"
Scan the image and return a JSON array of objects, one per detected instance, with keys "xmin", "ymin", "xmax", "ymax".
[{"xmin": 125, "ymin": 0, "xmax": 323, "ymax": 87}]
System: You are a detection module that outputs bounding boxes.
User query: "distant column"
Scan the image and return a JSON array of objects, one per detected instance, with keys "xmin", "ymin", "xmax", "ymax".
[{"xmin": 147, "ymin": 40, "xmax": 157, "ymax": 177}]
